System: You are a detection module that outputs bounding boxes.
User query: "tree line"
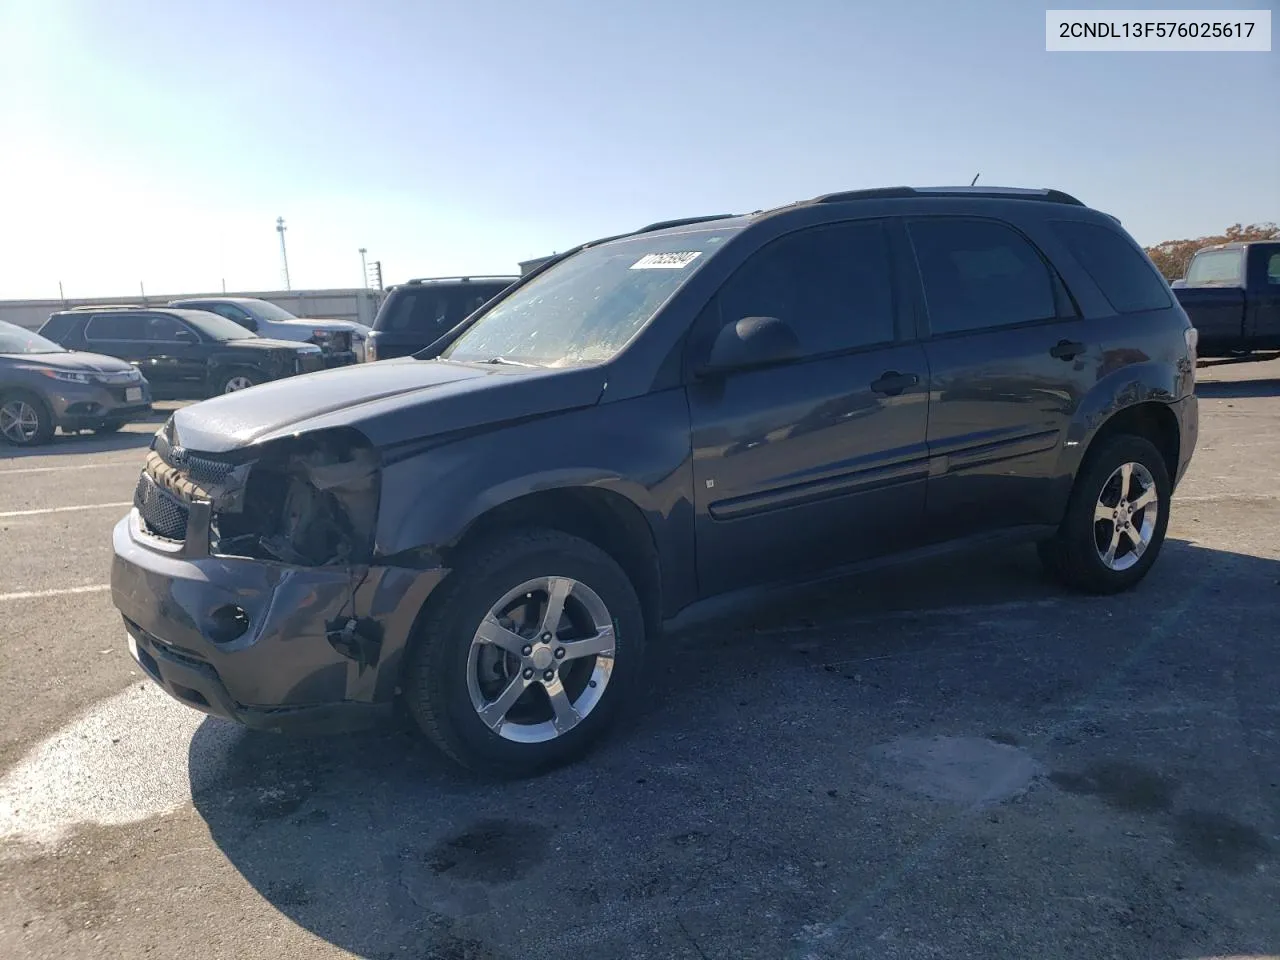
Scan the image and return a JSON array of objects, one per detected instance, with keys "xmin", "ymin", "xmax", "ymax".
[{"xmin": 1144, "ymin": 222, "xmax": 1278, "ymax": 280}]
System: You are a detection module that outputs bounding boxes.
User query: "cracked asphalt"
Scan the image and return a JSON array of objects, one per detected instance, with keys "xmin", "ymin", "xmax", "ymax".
[{"xmin": 1, "ymin": 365, "xmax": 1279, "ymax": 960}]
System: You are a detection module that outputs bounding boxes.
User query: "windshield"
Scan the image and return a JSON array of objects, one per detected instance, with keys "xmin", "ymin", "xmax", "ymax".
[
  {"xmin": 0, "ymin": 321, "xmax": 66, "ymax": 354},
  {"xmin": 440, "ymin": 226, "xmax": 738, "ymax": 367},
  {"xmin": 1185, "ymin": 249, "xmax": 1243, "ymax": 286},
  {"xmin": 247, "ymin": 300, "xmax": 302, "ymax": 322},
  {"xmin": 182, "ymin": 311, "xmax": 258, "ymax": 341}
]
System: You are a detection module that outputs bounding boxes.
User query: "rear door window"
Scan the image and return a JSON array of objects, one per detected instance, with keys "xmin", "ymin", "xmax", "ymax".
[
  {"xmin": 907, "ymin": 218, "xmax": 1058, "ymax": 335},
  {"xmin": 86, "ymin": 313, "xmax": 147, "ymax": 340},
  {"xmin": 1051, "ymin": 220, "xmax": 1171, "ymax": 313}
]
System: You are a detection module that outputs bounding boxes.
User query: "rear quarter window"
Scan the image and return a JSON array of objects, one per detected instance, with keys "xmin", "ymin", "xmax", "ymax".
[
  {"xmin": 1051, "ymin": 220, "xmax": 1172, "ymax": 313},
  {"xmin": 376, "ymin": 284, "xmax": 509, "ymax": 334},
  {"xmin": 38, "ymin": 313, "xmax": 75, "ymax": 341}
]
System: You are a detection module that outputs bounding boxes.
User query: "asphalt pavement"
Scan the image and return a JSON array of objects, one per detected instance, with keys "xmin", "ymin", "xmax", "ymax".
[{"xmin": 1, "ymin": 367, "xmax": 1278, "ymax": 960}]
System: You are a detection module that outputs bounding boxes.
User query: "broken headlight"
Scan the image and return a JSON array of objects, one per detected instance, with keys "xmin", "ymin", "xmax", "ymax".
[{"xmin": 209, "ymin": 428, "xmax": 380, "ymax": 566}]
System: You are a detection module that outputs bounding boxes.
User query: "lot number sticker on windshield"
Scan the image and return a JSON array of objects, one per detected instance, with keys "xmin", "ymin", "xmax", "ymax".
[{"xmin": 630, "ymin": 251, "xmax": 703, "ymax": 270}]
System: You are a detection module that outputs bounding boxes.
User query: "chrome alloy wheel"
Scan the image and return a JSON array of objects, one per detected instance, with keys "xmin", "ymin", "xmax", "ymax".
[
  {"xmin": 1093, "ymin": 461, "xmax": 1159, "ymax": 571},
  {"xmin": 223, "ymin": 375, "xmax": 255, "ymax": 393},
  {"xmin": 466, "ymin": 576, "xmax": 616, "ymax": 743},
  {"xmin": 0, "ymin": 399, "xmax": 40, "ymax": 444}
]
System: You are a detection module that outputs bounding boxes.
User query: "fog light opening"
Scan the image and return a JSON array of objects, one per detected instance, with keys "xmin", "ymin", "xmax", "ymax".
[{"xmin": 208, "ymin": 604, "xmax": 250, "ymax": 644}]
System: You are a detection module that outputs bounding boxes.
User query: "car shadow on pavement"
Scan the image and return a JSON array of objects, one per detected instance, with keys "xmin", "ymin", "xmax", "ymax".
[
  {"xmin": 0, "ymin": 428, "xmax": 157, "ymax": 459},
  {"xmin": 190, "ymin": 539, "xmax": 1280, "ymax": 960},
  {"xmin": 1196, "ymin": 378, "xmax": 1280, "ymax": 399},
  {"xmin": 1197, "ymin": 353, "xmax": 1280, "ymax": 369}
]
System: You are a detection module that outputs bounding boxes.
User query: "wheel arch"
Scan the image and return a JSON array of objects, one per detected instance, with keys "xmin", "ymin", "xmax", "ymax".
[
  {"xmin": 441, "ymin": 485, "xmax": 665, "ymax": 643},
  {"xmin": 1061, "ymin": 362, "xmax": 1184, "ymax": 484}
]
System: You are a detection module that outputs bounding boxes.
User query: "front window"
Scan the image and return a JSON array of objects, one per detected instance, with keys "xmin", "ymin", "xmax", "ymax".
[
  {"xmin": 0, "ymin": 321, "xmax": 66, "ymax": 354},
  {"xmin": 1185, "ymin": 249, "xmax": 1244, "ymax": 286},
  {"xmin": 440, "ymin": 227, "xmax": 739, "ymax": 367},
  {"xmin": 181, "ymin": 311, "xmax": 258, "ymax": 341},
  {"xmin": 246, "ymin": 300, "xmax": 301, "ymax": 322}
]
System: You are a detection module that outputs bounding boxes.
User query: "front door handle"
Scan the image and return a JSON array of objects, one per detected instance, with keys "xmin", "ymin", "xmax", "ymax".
[
  {"xmin": 871, "ymin": 371, "xmax": 920, "ymax": 396},
  {"xmin": 1050, "ymin": 339, "xmax": 1086, "ymax": 361}
]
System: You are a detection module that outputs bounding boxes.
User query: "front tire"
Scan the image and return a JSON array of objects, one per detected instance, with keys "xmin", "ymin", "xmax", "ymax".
[
  {"xmin": 0, "ymin": 391, "xmax": 55, "ymax": 446},
  {"xmin": 216, "ymin": 370, "xmax": 258, "ymax": 395},
  {"xmin": 403, "ymin": 529, "xmax": 647, "ymax": 778},
  {"xmin": 1039, "ymin": 434, "xmax": 1171, "ymax": 594}
]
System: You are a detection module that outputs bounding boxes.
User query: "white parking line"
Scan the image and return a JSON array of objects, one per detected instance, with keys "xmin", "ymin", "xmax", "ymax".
[
  {"xmin": 0, "ymin": 460, "xmax": 143, "ymax": 476},
  {"xmin": 0, "ymin": 501, "xmax": 131, "ymax": 519},
  {"xmin": 0, "ymin": 584, "xmax": 111, "ymax": 603}
]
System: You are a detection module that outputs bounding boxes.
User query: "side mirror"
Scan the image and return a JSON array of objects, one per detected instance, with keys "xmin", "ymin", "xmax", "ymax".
[
  {"xmin": 239, "ymin": 317, "xmax": 259, "ymax": 332},
  {"xmin": 175, "ymin": 330, "xmax": 199, "ymax": 344},
  {"xmin": 697, "ymin": 316, "xmax": 800, "ymax": 377}
]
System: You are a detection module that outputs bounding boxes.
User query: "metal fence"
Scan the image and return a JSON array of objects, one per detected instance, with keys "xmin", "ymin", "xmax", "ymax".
[{"xmin": 0, "ymin": 287, "xmax": 384, "ymax": 331}]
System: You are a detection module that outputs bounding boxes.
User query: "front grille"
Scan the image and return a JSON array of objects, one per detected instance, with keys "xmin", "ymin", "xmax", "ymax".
[
  {"xmin": 157, "ymin": 446, "xmax": 235, "ymax": 487},
  {"xmin": 180, "ymin": 454, "xmax": 234, "ymax": 487},
  {"xmin": 96, "ymin": 370, "xmax": 138, "ymax": 385},
  {"xmin": 134, "ymin": 472, "xmax": 189, "ymax": 541}
]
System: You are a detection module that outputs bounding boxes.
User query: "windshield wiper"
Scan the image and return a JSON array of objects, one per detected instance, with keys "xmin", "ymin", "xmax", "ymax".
[{"xmin": 482, "ymin": 356, "xmax": 539, "ymax": 368}]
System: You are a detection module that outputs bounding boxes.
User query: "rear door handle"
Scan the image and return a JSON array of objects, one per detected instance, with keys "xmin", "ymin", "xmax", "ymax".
[
  {"xmin": 871, "ymin": 371, "xmax": 920, "ymax": 396},
  {"xmin": 1050, "ymin": 339, "xmax": 1086, "ymax": 360}
]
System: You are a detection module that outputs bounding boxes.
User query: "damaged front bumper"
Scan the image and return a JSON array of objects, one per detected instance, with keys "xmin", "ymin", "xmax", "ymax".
[
  {"xmin": 113, "ymin": 511, "xmax": 445, "ymax": 731},
  {"xmin": 111, "ymin": 424, "xmax": 447, "ymax": 732}
]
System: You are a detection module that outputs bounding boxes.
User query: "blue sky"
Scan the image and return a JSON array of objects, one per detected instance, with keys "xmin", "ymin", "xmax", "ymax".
[{"xmin": 0, "ymin": 0, "xmax": 1275, "ymax": 299}]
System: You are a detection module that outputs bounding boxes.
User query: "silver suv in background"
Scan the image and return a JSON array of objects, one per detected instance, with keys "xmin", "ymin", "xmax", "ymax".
[{"xmin": 168, "ymin": 297, "xmax": 369, "ymax": 366}]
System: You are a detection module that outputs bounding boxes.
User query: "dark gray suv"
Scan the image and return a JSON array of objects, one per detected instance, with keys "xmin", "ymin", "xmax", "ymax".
[
  {"xmin": 110, "ymin": 185, "xmax": 1198, "ymax": 777},
  {"xmin": 0, "ymin": 320, "xmax": 152, "ymax": 446}
]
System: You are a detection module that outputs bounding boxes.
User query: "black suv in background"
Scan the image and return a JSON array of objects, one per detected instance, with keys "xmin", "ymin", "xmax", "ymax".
[
  {"xmin": 110, "ymin": 186, "xmax": 1197, "ymax": 777},
  {"xmin": 366, "ymin": 275, "xmax": 516, "ymax": 361},
  {"xmin": 39, "ymin": 307, "xmax": 325, "ymax": 399}
]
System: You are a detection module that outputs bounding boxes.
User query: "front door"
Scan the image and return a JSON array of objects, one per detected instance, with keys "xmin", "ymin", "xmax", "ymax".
[
  {"xmin": 903, "ymin": 216, "xmax": 1098, "ymax": 541},
  {"xmin": 687, "ymin": 219, "xmax": 931, "ymax": 597},
  {"xmin": 139, "ymin": 314, "xmax": 208, "ymax": 392}
]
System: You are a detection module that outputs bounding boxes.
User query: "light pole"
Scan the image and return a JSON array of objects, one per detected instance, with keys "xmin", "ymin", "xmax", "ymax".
[
  {"xmin": 359, "ymin": 247, "xmax": 368, "ymax": 288},
  {"xmin": 276, "ymin": 216, "xmax": 291, "ymax": 290}
]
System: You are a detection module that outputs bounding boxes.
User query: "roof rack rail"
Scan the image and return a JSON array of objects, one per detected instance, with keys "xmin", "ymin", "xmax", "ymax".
[
  {"xmin": 813, "ymin": 185, "xmax": 1085, "ymax": 207},
  {"xmin": 404, "ymin": 275, "xmax": 519, "ymax": 285},
  {"xmin": 66, "ymin": 303, "xmax": 147, "ymax": 311},
  {"xmin": 636, "ymin": 214, "xmax": 736, "ymax": 233}
]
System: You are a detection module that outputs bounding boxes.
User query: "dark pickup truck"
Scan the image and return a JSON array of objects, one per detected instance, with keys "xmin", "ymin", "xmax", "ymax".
[{"xmin": 1173, "ymin": 240, "xmax": 1280, "ymax": 357}]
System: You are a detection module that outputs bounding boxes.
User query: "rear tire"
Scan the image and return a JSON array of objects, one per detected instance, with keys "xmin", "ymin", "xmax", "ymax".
[
  {"xmin": 0, "ymin": 390, "xmax": 55, "ymax": 446},
  {"xmin": 403, "ymin": 529, "xmax": 647, "ymax": 778},
  {"xmin": 1039, "ymin": 434, "xmax": 1171, "ymax": 594}
]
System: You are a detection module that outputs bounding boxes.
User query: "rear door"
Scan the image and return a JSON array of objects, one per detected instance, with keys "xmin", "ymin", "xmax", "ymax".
[
  {"xmin": 83, "ymin": 312, "xmax": 150, "ymax": 369},
  {"xmin": 905, "ymin": 216, "xmax": 1096, "ymax": 541},
  {"xmin": 686, "ymin": 219, "xmax": 931, "ymax": 596}
]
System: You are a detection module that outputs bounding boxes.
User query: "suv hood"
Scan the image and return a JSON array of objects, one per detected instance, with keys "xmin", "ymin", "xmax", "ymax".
[
  {"xmin": 170, "ymin": 357, "xmax": 607, "ymax": 453},
  {"xmin": 3, "ymin": 350, "xmax": 137, "ymax": 373}
]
